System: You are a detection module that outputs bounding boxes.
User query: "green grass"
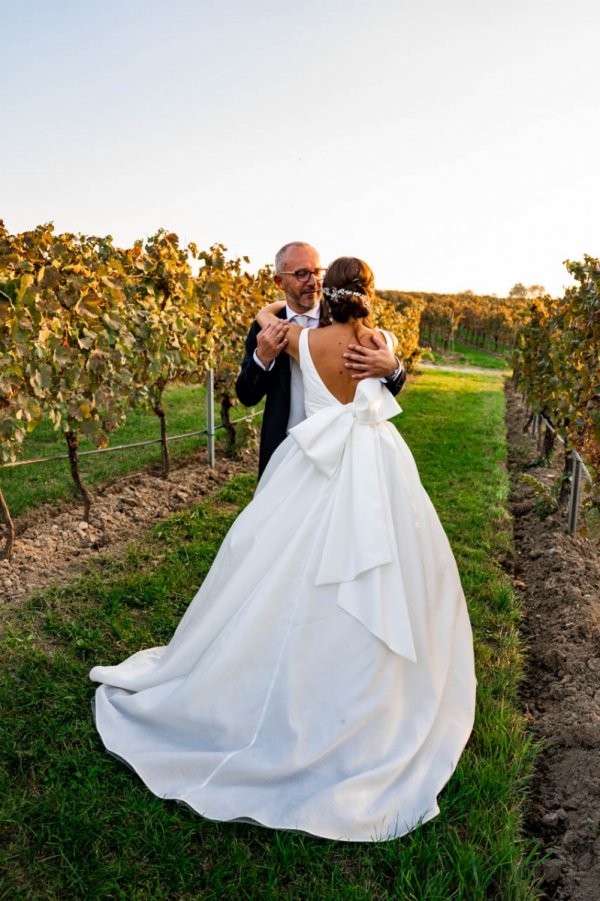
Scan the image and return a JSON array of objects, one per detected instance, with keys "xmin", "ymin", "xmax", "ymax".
[
  {"xmin": 0, "ymin": 384, "xmax": 261, "ymax": 519},
  {"xmin": 420, "ymin": 340, "xmax": 511, "ymax": 370},
  {"xmin": 0, "ymin": 370, "xmax": 541, "ymax": 900}
]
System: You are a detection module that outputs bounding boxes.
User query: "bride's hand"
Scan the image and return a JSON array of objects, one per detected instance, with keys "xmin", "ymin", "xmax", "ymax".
[{"xmin": 343, "ymin": 333, "xmax": 400, "ymax": 380}]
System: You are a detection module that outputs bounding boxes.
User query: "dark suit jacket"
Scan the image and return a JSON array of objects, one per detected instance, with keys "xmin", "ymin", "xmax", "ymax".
[{"xmin": 235, "ymin": 308, "xmax": 406, "ymax": 476}]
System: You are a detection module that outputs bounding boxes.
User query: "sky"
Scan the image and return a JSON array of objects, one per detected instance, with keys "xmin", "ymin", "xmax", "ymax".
[{"xmin": 1, "ymin": 0, "xmax": 599, "ymax": 297}]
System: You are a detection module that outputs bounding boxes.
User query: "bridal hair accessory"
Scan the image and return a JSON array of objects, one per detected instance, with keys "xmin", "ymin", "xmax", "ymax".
[{"xmin": 322, "ymin": 286, "xmax": 371, "ymax": 310}]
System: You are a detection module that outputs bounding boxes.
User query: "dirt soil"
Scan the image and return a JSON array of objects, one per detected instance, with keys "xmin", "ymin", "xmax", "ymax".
[
  {"xmin": 0, "ymin": 443, "xmax": 258, "ymax": 615},
  {"xmin": 505, "ymin": 386, "xmax": 600, "ymax": 900}
]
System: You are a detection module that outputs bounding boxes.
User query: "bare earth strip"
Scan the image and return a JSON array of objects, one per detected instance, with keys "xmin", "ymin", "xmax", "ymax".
[
  {"xmin": 505, "ymin": 386, "xmax": 600, "ymax": 900},
  {"xmin": 0, "ymin": 444, "xmax": 258, "ymax": 616}
]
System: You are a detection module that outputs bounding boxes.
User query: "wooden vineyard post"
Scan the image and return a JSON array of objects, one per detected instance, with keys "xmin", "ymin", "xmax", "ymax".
[
  {"xmin": 206, "ymin": 369, "xmax": 216, "ymax": 468},
  {"xmin": 567, "ymin": 452, "xmax": 583, "ymax": 536}
]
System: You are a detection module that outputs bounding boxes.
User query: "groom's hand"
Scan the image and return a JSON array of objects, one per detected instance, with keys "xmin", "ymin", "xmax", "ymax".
[
  {"xmin": 256, "ymin": 320, "xmax": 289, "ymax": 368},
  {"xmin": 344, "ymin": 334, "xmax": 399, "ymax": 380}
]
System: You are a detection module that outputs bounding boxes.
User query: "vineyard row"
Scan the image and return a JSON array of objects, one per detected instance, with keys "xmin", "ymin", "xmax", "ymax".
[
  {"xmin": 1, "ymin": 220, "xmax": 597, "ymax": 556},
  {"xmin": 512, "ymin": 255, "xmax": 600, "ymax": 494}
]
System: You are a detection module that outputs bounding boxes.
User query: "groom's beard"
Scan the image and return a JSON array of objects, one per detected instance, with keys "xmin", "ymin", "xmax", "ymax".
[{"xmin": 288, "ymin": 285, "xmax": 322, "ymax": 312}]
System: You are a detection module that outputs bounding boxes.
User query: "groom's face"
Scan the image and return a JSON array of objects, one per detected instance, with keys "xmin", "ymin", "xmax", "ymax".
[{"xmin": 275, "ymin": 246, "xmax": 323, "ymax": 314}]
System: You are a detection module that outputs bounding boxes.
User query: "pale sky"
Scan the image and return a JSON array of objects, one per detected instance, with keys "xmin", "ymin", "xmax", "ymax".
[{"xmin": 1, "ymin": 0, "xmax": 598, "ymax": 296}]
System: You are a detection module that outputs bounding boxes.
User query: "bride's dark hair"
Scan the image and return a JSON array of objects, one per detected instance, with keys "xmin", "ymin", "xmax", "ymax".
[{"xmin": 320, "ymin": 257, "xmax": 375, "ymax": 325}]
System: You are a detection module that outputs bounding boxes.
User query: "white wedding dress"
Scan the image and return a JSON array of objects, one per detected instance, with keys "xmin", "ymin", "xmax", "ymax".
[{"xmin": 90, "ymin": 329, "xmax": 476, "ymax": 842}]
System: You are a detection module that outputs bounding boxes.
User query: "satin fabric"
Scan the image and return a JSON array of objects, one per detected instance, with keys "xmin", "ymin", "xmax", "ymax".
[{"xmin": 90, "ymin": 329, "xmax": 476, "ymax": 842}]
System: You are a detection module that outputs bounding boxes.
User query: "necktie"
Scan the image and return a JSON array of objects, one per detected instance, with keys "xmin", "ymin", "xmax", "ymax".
[{"xmin": 288, "ymin": 315, "xmax": 310, "ymax": 430}]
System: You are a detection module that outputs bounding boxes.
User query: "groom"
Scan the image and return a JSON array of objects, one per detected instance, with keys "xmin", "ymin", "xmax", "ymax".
[{"xmin": 235, "ymin": 241, "xmax": 406, "ymax": 476}]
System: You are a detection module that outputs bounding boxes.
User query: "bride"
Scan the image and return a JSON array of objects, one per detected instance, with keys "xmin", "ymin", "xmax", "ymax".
[{"xmin": 90, "ymin": 256, "xmax": 476, "ymax": 842}]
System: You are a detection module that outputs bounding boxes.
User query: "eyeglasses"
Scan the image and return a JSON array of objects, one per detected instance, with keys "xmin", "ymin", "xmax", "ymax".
[{"xmin": 278, "ymin": 268, "xmax": 326, "ymax": 283}]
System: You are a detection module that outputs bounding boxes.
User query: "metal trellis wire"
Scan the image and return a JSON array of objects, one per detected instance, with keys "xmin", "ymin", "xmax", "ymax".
[{"xmin": 0, "ymin": 371, "xmax": 263, "ymax": 473}]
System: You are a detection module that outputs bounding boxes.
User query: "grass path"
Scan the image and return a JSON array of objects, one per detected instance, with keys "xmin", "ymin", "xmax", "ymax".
[
  {"xmin": 420, "ymin": 340, "xmax": 511, "ymax": 371},
  {"xmin": 0, "ymin": 369, "xmax": 541, "ymax": 900}
]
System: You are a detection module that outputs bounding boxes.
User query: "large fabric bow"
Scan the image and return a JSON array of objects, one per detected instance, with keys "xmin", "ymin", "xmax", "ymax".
[{"xmin": 289, "ymin": 382, "xmax": 417, "ymax": 662}]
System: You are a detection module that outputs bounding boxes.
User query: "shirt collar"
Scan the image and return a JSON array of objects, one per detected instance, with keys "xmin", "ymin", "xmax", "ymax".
[{"xmin": 286, "ymin": 302, "xmax": 321, "ymax": 321}]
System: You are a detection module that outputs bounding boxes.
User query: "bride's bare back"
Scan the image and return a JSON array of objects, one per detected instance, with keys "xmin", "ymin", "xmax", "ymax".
[
  {"xmin": 306, "ymin": 323, "xmax": 385, "ymax": 404},
  {"xmin": 254, "ymin": 301, "xmax": 391, "ymax": 405}
]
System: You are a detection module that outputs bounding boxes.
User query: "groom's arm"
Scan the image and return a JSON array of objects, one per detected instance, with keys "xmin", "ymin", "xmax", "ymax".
[
  {"xmin": 235, "ymin": 320, "xmax": 288, "ymax": 407},
  {"xmin": 235, "ymin": 322, "xmax": 270, "ymax": 407},
  {"xmin": 343, "ymin": 338, "xmax": 407, "ymax": 396},
  {"xmin": 382, "ymin": 360, "xmax": 406, "ymax": 396}
]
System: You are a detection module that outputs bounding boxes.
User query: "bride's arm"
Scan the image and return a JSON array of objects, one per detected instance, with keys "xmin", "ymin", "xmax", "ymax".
[
  {"xmin": 256, "ymin": 300, "xmax": 286, "ymax": 329},
  {"xmin": 255, "ymin": 300, "xmax": 301, "ymax": 362}
]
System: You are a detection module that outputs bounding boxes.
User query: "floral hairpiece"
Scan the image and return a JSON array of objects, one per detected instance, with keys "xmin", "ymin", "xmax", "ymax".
[{"xmin": 322, "ymin": 286, "xmax": 370, "ymax": 310}]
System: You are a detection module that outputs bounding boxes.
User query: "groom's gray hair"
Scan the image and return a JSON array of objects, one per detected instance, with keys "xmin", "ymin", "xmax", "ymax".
[{"xmin": 275, "ymin": 242, "xmax": 318, "ymax": 273}]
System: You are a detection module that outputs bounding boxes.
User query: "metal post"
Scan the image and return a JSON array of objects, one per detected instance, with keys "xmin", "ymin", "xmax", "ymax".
[
  {"xmin": 205, "ymin": 369, "xmax": 216, "ymax": 467},
  {"xmin": 567, "ymin": 452, "xmax": 582, "ymax": 535}
]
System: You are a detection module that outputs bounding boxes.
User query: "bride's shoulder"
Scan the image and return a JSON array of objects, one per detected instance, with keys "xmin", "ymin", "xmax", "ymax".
[
  {"xmin": 357, "ymin": 326, "xmax": 395, "ymax": 350},
  {"xmin": 372, "ymin": 328, "xmax": 398, "ymax": 351}
]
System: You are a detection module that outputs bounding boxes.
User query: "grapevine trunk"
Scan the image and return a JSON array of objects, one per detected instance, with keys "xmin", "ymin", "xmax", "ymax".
[
  {"xmin": 0, "ymin": 487, "xmax": 14, "ymax": 560},
  {"xmin": 65, "ymin": 431, "xmax": 92, "ymax": 522}
]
